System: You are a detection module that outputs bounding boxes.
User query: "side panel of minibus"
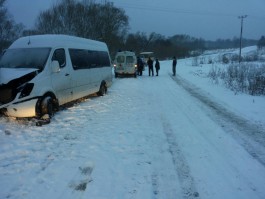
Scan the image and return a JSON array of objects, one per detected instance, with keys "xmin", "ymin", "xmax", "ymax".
[
  {"xmin": 68, "ymin": 49, "xmax": 112, "ymax": 100},
  {"xmin": 71, "ymin": 68, "xmax": 99, "ymax": 100}
]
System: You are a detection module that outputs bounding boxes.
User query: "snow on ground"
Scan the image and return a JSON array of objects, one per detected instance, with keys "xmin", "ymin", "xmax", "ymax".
[{"xmin": 0, "ymin": 46, "xmax": 265, "ymax": 199}]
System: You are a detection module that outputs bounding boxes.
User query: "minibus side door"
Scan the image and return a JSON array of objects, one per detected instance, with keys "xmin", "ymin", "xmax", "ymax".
[{"xmin": 50, "ymin": 48, "xmax": 73, "ymax": 105}]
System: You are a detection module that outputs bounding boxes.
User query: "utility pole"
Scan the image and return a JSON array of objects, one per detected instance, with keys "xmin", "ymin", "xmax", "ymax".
[{"xmin": 238, "ymin": 15, "xmax": 247, "ymax": 64}]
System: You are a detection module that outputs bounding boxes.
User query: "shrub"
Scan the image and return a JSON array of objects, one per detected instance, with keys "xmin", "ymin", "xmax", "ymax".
[
  {"xmin": 208, "ymin": 65, "xmax": 225, "ymax": 85},
  {"xmin": 208, "ymin": 58, "xmax": 213, "ymax": 64},
  {"xmin": 222, "ymin": 55, "xmax": 229, "ymax": 64},
  {"xmin": 248, "ymin": 65, "xmax": 265, "ymax": 95},
  {"xmin": 208, "ymin": 63, "xmax": 265, "ymax": 95}
]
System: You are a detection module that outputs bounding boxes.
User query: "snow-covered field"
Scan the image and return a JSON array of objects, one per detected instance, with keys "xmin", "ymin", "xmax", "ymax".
[{"xmin": 1, "ymin": 46, "xmax": 265, "ymax": 199}]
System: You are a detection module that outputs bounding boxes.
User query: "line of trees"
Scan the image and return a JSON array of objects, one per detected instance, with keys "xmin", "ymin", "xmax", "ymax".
[
  {"xmin": 205, "ymin": 38, "xmax": 257, "ymax": 50},
  {"xmin": 0, "ymin": 0, "xmax": 263, "ymax": 59},
  {"xmin": 121, "ymin": 33, "xmax": 206, "ymax": 59}
]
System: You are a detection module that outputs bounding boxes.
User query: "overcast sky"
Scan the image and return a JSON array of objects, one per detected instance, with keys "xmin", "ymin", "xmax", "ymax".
[{"xmin": 6, "ymin": 0, "xmax": 265, "ymax": 40}]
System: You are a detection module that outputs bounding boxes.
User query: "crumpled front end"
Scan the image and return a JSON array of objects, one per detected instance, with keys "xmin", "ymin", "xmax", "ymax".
[
  {"xmin": 0, "ymin": 69, "xmax": 39, "ymax": 117},
  {"xmin": 0, "ymin": 85, "xmax": 14, "ymax": 105}
]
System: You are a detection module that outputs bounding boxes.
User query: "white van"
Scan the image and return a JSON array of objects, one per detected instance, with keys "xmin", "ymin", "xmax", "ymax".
[
  {"xmin": 113, "ymin": 51, "xmax": 137, "ymax": 78},
  {"xmin": 0, "ymin": 34, "xmax": 112, "ymax": 118}
]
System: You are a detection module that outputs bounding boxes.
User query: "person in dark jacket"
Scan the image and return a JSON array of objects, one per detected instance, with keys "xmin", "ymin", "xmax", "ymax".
[
  {"xmin": 147, "ymin": 57, "xmax": 154, "ymax": 76},
  {"xmin": 172, "ymin": 56, "xmax": 177, "ymax": 76},
  {"xmin": 155, "ymin": 58, "xmax": 160, "ymax": 76},
  {"xmin": 137, "ymin": 57, "xmax": 144, "ymax": 76}
]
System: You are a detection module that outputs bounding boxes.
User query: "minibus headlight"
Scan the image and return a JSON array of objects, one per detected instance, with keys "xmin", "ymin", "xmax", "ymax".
[{"xmin": 19, "ymin": 83, "xmax": 34, "ymax": 98}]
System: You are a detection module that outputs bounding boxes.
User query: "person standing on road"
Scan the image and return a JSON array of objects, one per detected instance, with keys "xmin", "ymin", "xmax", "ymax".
[
  {"xmin": 137, "ymin": 57, "xmax": 144, "ymax": 76},
  {"xmin": 155, "ymin": 58, "xmax": 160, "ymax": 76},
  {"xmin": 147, "ymin": 57, "xmax": 154, "ymax": 76},
  {"xmin": 172, "ymin": 56, "xmax": 177, "ymax": 76}
]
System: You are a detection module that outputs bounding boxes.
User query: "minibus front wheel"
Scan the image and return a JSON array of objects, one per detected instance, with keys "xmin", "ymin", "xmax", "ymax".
[{"xmin": 36, "ymin": 95, "xmax": 58, "ymax": 118}]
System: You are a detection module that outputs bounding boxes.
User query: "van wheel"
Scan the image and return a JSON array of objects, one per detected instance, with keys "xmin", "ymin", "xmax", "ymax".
[
  {"xmin": 40, "ymin": 96, "xmax": 55, "ymax": 117},
  {"xmin": 97, "ymin": 83, "xmax": 107, "ymax": 96}
]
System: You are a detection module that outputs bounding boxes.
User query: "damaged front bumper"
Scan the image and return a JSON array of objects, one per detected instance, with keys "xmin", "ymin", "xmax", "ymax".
[{"xmin": 0, "ymin": 98, "xmax": 38, "ymax": 118}]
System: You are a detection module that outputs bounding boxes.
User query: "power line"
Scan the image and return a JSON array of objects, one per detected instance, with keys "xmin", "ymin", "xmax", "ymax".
[
  {"xmin": 112, "ymin": 2, "xmax": 265, "ymax": 19},
  {"xmin": 113, "ymin": 2, "xmax": 235, "ymax": 18}
]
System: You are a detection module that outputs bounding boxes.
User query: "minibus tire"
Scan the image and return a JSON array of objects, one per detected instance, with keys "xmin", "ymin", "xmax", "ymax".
[
  {"xmin": 40, "ymin": 96, "xmax": 54, "ymax": 117},
  {"xmin": 97, "ymin": 83, "xmax": 107, "ymax": 96}
]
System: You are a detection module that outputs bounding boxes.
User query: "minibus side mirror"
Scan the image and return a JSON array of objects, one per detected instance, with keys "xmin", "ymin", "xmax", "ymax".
[{"xmin": 51, "ymin": 60, "xmax": 60, "ymax": 73}]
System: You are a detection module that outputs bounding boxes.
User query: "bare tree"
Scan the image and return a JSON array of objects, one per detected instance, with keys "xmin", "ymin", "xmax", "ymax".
[
  {"xmin": 0, "ymin": 0, "xmax": 24, "ymax": 50},
  {"xmin": 35, "ymin": 0, "xmax": 129, "ymax": 52}
]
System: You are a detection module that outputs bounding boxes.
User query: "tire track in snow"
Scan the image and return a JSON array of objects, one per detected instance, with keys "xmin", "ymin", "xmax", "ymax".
[
  {"xmin": 161, "ymin": 116, "xmax": 200, "ymax": 199},
  {"xmin": 170, "ymin": 73, "xmax": 265, "ymax": 166}
]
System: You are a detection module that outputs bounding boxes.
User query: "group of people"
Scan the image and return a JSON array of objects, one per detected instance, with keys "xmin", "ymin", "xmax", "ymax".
[
  {"xmin": 136, "ymin": 56, "xmax": 160, "ymax": 76},
  {"xmin": 136, "ymin": 56, "xmax": 177, "ymax": 76}
]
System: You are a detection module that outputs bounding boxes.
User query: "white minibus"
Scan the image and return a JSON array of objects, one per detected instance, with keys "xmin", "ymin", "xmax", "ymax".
[{"xmin": 0, "ymin": 34, "xmax": 112, "ymax": 118}]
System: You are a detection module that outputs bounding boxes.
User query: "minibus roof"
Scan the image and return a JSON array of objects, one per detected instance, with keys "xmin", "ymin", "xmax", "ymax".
[{"xmin": 9, "ymin": 34, "xmax": 108, "ymax": 51}]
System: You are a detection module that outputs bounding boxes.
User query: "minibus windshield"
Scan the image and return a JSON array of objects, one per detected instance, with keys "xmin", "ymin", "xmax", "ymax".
[{"xmin": 0, "ymin": 48, "xmax": 51, "ymax": 70}]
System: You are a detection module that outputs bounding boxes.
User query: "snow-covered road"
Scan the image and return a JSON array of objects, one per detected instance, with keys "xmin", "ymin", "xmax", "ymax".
[{"xmin": 1, "ymin": 61, "xmax": 265, "ymax": 199}]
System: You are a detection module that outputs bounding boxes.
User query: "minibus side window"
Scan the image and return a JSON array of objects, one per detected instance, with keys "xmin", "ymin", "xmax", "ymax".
[
  {"xmin": 52, "ymin": 48, "xmax": 66, "ymax": 68},
  {"xmin": 69, "ymin": 49, "xmax": 110, "ymax": 70},
  {"xmin": 87, "ymin": 51, "xmax": 98, "ymax": 68},
  {"xmin": 99, "ymin": 51, "xmax": 111, "ymax": 66},
  {"xmin": 69, "ymin": 49, "xmax": 89, "ymax": 70},
  {"xmin": 89, "ymin": 51, "xmax": 110, "ymax": 68}
]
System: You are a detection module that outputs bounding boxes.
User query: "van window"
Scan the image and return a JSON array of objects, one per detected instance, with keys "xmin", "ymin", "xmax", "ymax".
[
  {"xmin": 52, "ymin": 49, "xmax": 66, "ymax": 68},
  {"xmin": 69, "ymin": 49, "xmax": 110, "ymax": 70},
  {"xmin": 98, "ymin": 51, "xmax": 111, "ymax": 66},
  {"xmin": 116, "ymin": 56, "xmax": 125, "ymax": 63},
  {"xmin": 126, "ymin": 56, "xmax": 134, "ymax": 64}
]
